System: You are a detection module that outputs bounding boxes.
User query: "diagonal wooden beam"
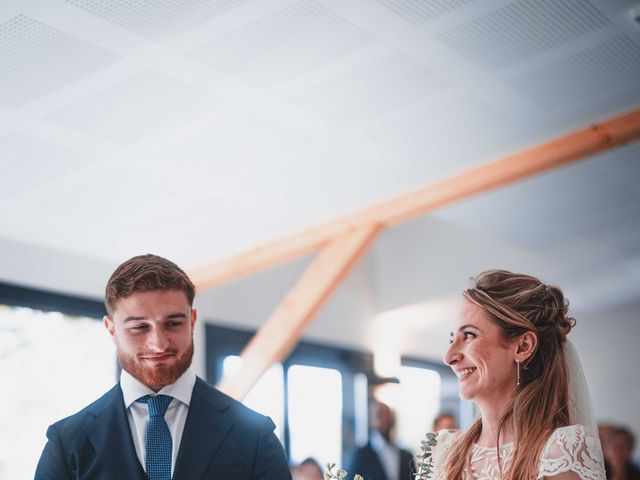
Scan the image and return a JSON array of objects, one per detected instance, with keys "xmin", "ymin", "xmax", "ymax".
[
  {"xmin": 189, "ymin": 108, "xmax": 640, "ymax": 291},
  {"xmin": 216, "ymin": 224, "xmax": 381, "ymax": 400}
]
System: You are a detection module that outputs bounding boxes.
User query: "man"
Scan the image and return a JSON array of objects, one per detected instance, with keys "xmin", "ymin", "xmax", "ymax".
[
  {"xmin": 35, "ymin": 254, "xmax": 291, "ymax": 480},
  {"xmin": 348, "ymin": 401, "xmax": 413, "ymax": 480}
]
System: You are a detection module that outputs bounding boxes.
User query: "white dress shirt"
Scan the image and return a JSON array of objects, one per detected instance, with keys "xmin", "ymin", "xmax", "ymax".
[
  {"xmin": 370, "ymin": 429, "xmax": 400, "ymax": 480},
  {"xmin": 120, "ymin": 367, "xmax": 196, "ymax": 476}
]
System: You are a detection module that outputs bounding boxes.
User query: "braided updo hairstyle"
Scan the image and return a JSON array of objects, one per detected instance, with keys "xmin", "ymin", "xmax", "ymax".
[{"xmin": 443, "ymin": 269, "xmax": 576, "ymax": 480}]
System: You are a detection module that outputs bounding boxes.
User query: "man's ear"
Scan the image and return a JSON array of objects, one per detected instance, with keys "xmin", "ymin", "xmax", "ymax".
[
  {"xmin": 191, "ymin": 309, "xmax": 197, "ymax": 329},
  {"xmin": 515, "ymin": 331, "xmax": 537, "ymax": 363},
  {"xmin": 104, "ymin": 315, "xmax": 116, "ymax": 343}
]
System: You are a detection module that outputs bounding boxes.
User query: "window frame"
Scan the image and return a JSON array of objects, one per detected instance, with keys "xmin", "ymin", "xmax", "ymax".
[
  {"xmin": 204, "ymin": 323, "xmax": 460, "ymax": 465},
  {"xmin": 0, "ymin": 281, "xmax": 106, "ymax": 319}
]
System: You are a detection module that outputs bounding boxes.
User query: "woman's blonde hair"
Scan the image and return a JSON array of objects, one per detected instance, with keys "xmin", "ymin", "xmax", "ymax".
[{"xmin": 443, "ymin": 269, "xmax": 575, "ymax": 480}]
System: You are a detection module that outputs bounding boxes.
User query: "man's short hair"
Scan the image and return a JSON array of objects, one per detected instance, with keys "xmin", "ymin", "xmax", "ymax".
[{"xmin": 104, "ymin": 254, "xmax": 195, "ymax": 315}]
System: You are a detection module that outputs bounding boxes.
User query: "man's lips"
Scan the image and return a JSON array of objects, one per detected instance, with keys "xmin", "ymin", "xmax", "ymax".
[{"xmin": 140, "ymin": 353, "xmax": 176, "ymax": 362}]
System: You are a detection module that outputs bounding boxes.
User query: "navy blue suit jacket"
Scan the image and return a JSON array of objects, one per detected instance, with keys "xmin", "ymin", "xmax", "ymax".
[
  {"xmin": 35, "ymin": 377, "xmax": 291, "ymax": 480},
  {"xmin": 348, "ymin": 442, "xmax": 414, "ymax": 480}
]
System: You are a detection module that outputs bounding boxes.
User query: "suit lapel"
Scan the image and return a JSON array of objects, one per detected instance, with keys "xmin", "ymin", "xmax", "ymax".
[
  {"xmin": 367, "ymin": 444, "xmax": 388, "ymax": 480},
  {"xmin": 173, "ymin": 378, "xmax": 234, "ymax": 480},
  {"xmin": 85, "ymin": 384, "xmax": 146, "ymax": 480}
]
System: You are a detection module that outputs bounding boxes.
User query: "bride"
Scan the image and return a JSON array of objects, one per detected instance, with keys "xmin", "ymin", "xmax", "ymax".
[{"xmin": 418, "ymin": 270, "xmax": 605, "ymax": 480}]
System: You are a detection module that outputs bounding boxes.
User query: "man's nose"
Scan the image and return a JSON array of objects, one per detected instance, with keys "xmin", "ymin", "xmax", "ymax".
[{"xmin": 147, "ymin": 326, "xmax": 170, "ymax": 351}]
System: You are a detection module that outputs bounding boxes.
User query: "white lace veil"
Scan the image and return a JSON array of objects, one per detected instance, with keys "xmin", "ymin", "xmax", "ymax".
[{"xmin": 565, "ymin": 339, "xmax": 603, "ymax": 456}]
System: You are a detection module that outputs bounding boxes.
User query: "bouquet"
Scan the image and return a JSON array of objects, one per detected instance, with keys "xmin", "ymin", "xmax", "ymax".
[
  {"xmin": 414, "ymin": 432, "xmax": 438, "ymax": 480},
  {"xmin": 324, "ymin": 462, "xmax": 362, "ymax": 480}
]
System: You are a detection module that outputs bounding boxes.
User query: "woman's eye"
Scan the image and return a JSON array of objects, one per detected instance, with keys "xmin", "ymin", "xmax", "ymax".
[{"xmin": 463, "ymin": 331, "xmax": 476, "ymax": 340}]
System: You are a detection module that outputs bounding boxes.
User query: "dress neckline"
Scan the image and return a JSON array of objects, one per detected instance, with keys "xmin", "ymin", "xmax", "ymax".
[{"xmin": 472, "ymin": 441, "xmax": 514, "ymax": 452}]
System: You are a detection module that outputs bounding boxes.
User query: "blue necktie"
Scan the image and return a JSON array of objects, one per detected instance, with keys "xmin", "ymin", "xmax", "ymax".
[{"xmin": 137, "ymin": 395, "xmax": 173, "ymax": 480}]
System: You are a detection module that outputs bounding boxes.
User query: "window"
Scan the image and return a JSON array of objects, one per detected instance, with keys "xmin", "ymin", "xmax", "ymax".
[
  {"xmin": 0, "ymin": 305, "xmax": 115, "ymax": 477},
  {"xmin": 353, "ymin": 372, "xmax": 369, "ymax": 446},
  {"xmin": 396, "ymin": 366, "xmax": 441, "ymax": 450},
  {"xmin": 222, "ymin": 355, "xmax": 285, "ymax": 440},
  {"xmin": 288, "ymin": 364, "xmax": 342, "ymax": 466},
  {"xmin": 204, "ymin": 324, "xmax": 456, "ymax": 468}
]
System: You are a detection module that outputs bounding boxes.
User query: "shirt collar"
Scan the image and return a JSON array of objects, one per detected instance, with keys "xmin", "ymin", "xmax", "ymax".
[
  {"xmin": 370, "ymin": 429, "xmax": 397, "ymax": 453},
  {"xmin": 120, "ymin": 367, "xmax": 196, "ymax": 409}
]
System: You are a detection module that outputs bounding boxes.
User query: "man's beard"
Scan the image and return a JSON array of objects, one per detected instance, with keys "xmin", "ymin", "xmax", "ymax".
[{"xmin": 119, "ymin": 341, "xmax": 194, "ymax": 391}]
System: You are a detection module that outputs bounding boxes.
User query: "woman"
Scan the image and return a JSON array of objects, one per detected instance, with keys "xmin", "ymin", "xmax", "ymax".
[{"xmin": 419, "ymin": 270, "xmax": 605, "ymax": 480}]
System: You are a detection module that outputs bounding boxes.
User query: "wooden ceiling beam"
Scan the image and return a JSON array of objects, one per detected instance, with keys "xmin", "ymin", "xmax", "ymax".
[
  {"xmin": 189, "ymin": 108, "xmax": 640, "ymax": 291},
  {"xmin": 216, "ymin": 224, "xmax": 381, "ymax": 400}
]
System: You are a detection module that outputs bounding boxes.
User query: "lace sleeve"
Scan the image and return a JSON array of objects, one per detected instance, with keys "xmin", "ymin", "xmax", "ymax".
[{"xmin": 538, "ymin": 424, "xmax": 605, "ymax": 480}]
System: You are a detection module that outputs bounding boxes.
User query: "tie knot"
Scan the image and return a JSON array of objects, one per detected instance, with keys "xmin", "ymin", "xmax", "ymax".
[{"xmin": 137, "ymin": 394, "xmax": 172, "ymax": 418}]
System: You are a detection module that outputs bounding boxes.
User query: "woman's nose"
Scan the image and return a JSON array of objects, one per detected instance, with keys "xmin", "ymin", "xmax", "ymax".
[{"xmin": 443, "ymin": 340, "xmax": 462, "ymax": 366}]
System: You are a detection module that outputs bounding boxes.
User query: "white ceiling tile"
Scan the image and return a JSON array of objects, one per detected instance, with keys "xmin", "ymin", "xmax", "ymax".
[
  {"xmin": 365, "ymin": 95, "xmax": 527, "ymax": 174},
  {"xmin": 508, "ymin": 35, "xmax": 640, "ymax": 109},
  {"xmin": 0, "ymin": 0, "xmax": 639, "ymax": 319},
  {"xmin": 0, "ymin": 15, "xmax": 119, "ymax": 108},
  {"xmin": 65, "ymin": 0, "xmax": 253, "ymax": 41},
  {"xmin": 377, "ymin": 0, "xmax": 478, "ymax": 24},
  {"xmin": 436, "ymin": 0, "xmax": 610, "ymax": 70},
  {"xmin": 0, "ymin": 133, "xmax": 92, "ymax": 200},
  {"xmin": 45, "ymin": 70, "xmax": 215, "ymax": 147},
  {"xmin": 152, "ymin": 110, "xmax": 306, "ymax": 176},
  {"xmin": 21, "ymin": 163, "xmax": 191, "ymax": 228},
  {"xmin": 188, "ymin": 0, "xmax": 376, "ymax": 84},
  {"xmin": 433, "ymin": 141, "xmax": 640, "ymax": 253},
  {"xmin": 291, "ymin": 52, "xmax": 450, "ymax": 125}
]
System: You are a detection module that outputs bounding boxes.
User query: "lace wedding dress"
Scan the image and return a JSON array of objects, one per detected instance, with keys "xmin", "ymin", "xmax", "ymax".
[{"xmin": 429, "ymin": 424, "xmax": 605, "ymax": 480}]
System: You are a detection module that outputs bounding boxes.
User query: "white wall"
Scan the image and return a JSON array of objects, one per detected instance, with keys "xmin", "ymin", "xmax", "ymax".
[
  {"xmin": 0, "ymin": 237, "xmax": 111, "ymax": 299},
  {"xmin": 373, "ymin": 216, "xmax": 549, "ymax": 313},
  {"xmin": 372, "ymin": 216, "xmax": 565, "ymax": 363}
]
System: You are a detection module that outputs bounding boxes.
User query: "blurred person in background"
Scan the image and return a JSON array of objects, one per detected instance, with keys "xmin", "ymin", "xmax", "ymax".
[
  {"xmin": 348, "ymin": 400, "xmax": 413, "ymax": 480},
  {"xmin": 292, "ymin": 457, "xmax": 324, "ymax": 480},
  {"xmin": 603, "ymin": 426, "xmax": 640, "ymax": 480},
  {"xmin": 432, "ymin": 412, "xmax": 457, "ymax": 432}
]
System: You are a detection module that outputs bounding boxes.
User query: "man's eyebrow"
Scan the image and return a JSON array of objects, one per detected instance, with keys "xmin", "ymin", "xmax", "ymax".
[{"xmin": 123, "ymin": 313, "xmax": 187, "ymax": 322}]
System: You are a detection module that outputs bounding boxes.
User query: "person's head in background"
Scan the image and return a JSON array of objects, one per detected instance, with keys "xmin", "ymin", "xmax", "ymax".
[
  {"xmin": 292, "ymin": 457, "xmax": 324, "ymax": 480},
  {"xmin": 433, "ymin": 412, "xmax": 457, "ymax": 431},
  {"xmin": 372, "ymin": 400, "xmax": 396, "ymax": 442},
  {"xmin": 605, "ymin": 427, "xmax": 636, "ymax": 468}
]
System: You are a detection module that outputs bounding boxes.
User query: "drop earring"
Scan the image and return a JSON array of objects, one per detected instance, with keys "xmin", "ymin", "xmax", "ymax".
[{"xmin": 516, "ymin": 359, "xmax": 521, "ymax": 386}]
